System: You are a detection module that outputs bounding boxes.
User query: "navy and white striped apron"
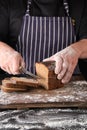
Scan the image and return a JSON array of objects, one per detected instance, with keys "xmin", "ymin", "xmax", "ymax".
[{"xmin": 17, "ymin": 0, "xmax": 78, "ymax": 74}]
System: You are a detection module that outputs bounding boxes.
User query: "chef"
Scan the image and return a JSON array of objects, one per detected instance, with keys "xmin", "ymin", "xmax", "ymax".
[{"xmin": 0, "ymin": 0, "xmax": 87, "ymax": 83}]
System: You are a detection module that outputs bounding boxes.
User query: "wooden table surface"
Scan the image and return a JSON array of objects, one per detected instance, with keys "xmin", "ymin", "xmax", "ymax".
[
  {"xmin": 0, "ymin": 77, "xmax": 87, "ymax": 109},
  {"xmin": 0, "ymin": 75, "xmax": 87, "ymax": 129}
]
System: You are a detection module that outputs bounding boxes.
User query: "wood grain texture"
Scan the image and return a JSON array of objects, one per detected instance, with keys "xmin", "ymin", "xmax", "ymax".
[{"xmin": 0, "ymin": 79, "xmax": 87, "ymax": 109}]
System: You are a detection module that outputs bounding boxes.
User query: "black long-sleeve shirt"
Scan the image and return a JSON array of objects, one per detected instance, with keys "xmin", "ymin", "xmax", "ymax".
[
  {"xmin": 0, "ymin": 0, "xmax": 87, "ymax": 76},
  {"xmin": 0, "ymin": 0, "xmax": 66, "ymax": 49},
  {"xmin": 0, "ymin": 0, "xmax": 87, "ymax": 48}
]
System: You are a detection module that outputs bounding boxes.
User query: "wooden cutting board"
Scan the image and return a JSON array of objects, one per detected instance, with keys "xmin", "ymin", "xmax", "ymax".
[{"xmin": 0, "ymin": 77, "xmax": 87, "ymax": 109}]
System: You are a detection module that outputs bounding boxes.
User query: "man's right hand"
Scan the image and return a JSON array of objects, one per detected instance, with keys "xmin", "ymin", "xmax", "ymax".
[{"xmin": 0, "ymin": 42, "xmax": 25, "ymax": 75}]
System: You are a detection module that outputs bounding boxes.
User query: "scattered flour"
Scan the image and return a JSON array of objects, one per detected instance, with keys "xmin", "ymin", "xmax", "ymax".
[
  {"xmin": 0, "ymin": 109, "xmax": 87, "ymax": 129},
  {"xmin": 0, "ymin": 80, "xmax": 87, "ymax": 106}
]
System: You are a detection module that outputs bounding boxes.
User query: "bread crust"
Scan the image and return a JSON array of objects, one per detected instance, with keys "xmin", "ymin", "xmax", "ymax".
[
  {"xmin": 1, "ymin": 77, "xmax": 39, "ymax": 93},
  {"xmin": 1, "ymin": 85, "xmax": 27, "ymax": 93},
  {"xmin": 36, "ymin": 61, "xmax": 64, "ymax": 90},
  {"xmin": 10, "ymin": 77, "xmax": 39, "ymax": 87}
]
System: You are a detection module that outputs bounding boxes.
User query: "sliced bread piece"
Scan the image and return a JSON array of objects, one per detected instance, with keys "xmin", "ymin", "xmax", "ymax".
[
  {"xmin": 2, "ymin": 78, "xmax": 29, "ymax": 89},
  {"xmin": 1, "ymin": 85, "xmax": 27, "ymax": 93},
  {"xmin": 10, "ymin": 77, "xmax": 39, "ymax": 87}
]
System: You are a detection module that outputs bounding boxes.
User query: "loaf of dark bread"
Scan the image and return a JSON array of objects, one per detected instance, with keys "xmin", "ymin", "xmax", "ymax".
[
  {"xmin": 36, "ymin": 61, "xmax": 64, "ymax": 90},
  {"xmin": 36, "ymin": 61, "xmax": 56, "ymax": 79},
  {"xmin": 1, "ymin": 61, "xmax": 64, "ymax": 92}
]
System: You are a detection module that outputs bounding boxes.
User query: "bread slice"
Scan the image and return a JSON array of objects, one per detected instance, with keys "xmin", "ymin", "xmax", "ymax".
[
  {"xmin": 1, "ymin": 77, "xmax": 39, "ymax": 93},
  {"xmin": 2, "ymin": 78, "xmax": 29, "ymax": 89},
  {"xmin": 1, "ymin": 85, "xmax": 27, "ymax": 93},
  {"xmin": 10, "ymin": 77, "xmax": 39, "ymax": 87},
  {"xmin": 36, "ymin": 61, "xmax": 64, "ymax": 90}
]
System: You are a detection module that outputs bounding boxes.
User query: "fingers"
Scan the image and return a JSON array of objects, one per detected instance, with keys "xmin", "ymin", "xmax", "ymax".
[
  {"xmin": 57, "ymin": 60, "xmax": 68, "ymax": 80},
  {"xmin": 10, "ymin": 59, "xmax": 25, "ymax": 75},
  {"xmin": 43, "ymin": 54, "xmax": 73, "ymax": 83},
  {"xmin": 62, "ymin": 60, "xmax": 78, "ymax": 83},
  {"xmin": 61, "ymin": 71, "xmax": 73, "ymax": 83},
  {"xmin": 4, "ymin": 66, "xmax": 12, "ymax": 74},
  {"xmin": 59, "ymin": 61, "xmax": 76, "ymax": 83},
  {"xmin": 55, "ymin": 56, "xmax": 63, "ymax": 74},
  {"xmin": 0, "ymin": 66, "xmax": 11, "ymax": 74},
  {"xmin": 0, "ymin": 54, "xmax": 25, "ymax": 75},
  {"xmin": 43, "ymin": 54, "xmax": 63, "ymax": 74},
  {"xmin": 43, "ymin": 56, "xmax": 54, "ymax": 62},
  {"xmin": 0, "ymin": 61, "xmax": 24, "ymax": 75}
]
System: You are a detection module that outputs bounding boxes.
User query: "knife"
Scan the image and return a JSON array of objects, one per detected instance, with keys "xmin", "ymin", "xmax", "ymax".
[{"xmin": 19, "ymin": 67, "xmax": 40, "ymax": 79}]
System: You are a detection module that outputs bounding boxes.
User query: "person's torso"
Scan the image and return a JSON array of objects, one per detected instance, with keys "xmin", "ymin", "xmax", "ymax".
[
  {"xmin": 7, "ymin": 0, "xmax": 66, "ymax": 48},
  {"xmin": 1, "ymin": 0, "xmax": 84, "ymax": 47},
  {"xmin": 18, "ymin": 0, "xmax": 77, "ymax": 73}
]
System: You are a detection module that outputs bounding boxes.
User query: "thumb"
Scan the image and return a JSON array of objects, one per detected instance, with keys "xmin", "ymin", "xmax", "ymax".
[{"xmin": 43, "ymin": 56, "xmax": 54, "ymax": 62}]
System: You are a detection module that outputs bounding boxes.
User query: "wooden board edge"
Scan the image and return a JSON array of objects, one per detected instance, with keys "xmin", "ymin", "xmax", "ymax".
[{"xmin": 0, "ymin": 102, "xmax": 87, "ymax": 109}]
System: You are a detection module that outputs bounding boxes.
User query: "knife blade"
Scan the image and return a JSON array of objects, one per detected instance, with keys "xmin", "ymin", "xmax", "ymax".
[{"xmin": 19, "ymin": 67, "xmax": 40, "ymax": 79}]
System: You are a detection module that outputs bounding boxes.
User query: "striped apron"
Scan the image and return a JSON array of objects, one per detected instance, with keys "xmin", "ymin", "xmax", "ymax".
[{"xmin": 17, "ymin": 0, "xmax": 78, "ymax": 74}]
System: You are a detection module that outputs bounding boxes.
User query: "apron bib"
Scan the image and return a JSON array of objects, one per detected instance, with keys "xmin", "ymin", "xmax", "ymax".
[{"xmin": 17, "ymin": 0, "xmax": 79, "ymax": 74}]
